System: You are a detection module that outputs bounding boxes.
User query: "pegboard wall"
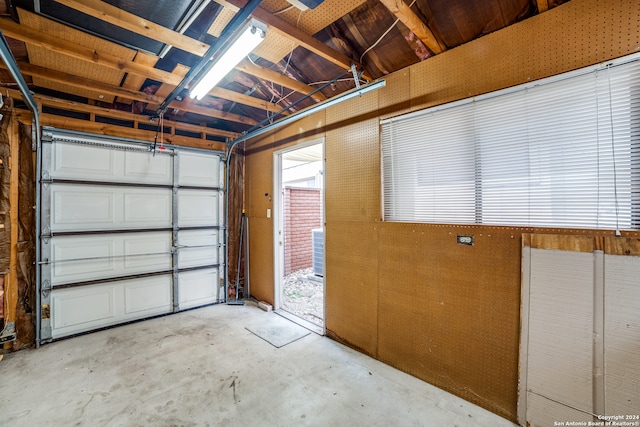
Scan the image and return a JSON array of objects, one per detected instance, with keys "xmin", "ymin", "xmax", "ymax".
[
  {"xmin": 408, "ymin": 0, "xmax": 640, "ymax": 112},
  {"xmin": 243, "ymin": 0, "xmax": 640, "ymax": 422}
]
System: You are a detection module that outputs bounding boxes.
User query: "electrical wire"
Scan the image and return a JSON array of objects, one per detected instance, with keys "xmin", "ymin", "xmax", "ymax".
[{"xmin": 359, "ymin": 0, "xmax": 417, "ymax": 65}]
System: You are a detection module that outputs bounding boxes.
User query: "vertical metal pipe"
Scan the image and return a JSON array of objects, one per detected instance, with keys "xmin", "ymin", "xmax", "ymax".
[{"xmin": 0, "ymin": 29, "xmax": 42, "ymax": 346}]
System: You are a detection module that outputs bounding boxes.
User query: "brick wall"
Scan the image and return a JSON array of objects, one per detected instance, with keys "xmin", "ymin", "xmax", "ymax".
[{"xmin": 284, "ymin": 187, "xmax": 322, "ymax": 275}]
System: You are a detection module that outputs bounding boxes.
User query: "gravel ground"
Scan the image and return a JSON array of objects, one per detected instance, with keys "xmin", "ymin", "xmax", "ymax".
[{"xmin": 282, "ymin": 267, "xmax": 324, "ymax": 326}]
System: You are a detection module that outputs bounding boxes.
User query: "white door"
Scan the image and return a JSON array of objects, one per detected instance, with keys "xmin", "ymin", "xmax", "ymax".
[{"xmin": 39, "ymin": 129, "xmax": 224, "ymax": 340}]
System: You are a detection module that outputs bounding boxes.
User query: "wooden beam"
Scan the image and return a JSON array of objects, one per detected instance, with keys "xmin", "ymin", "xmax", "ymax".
[
  {"xmin": 54, "ymin": 0, "xmax": 209, "ymax": 56},
  {"xmin": 4, "ymin": 109, "xmax": 19, "ymax": 349},
  {"xmin": 237, "ymin": 59, "xmax": 326, "ymax": 101},
  {"xmin": 221, "ymin": 0, "xmax": 370, "ymax": 78},
  {"xmin": 211, "ymin": 86, "xmax": 283, "ymax": 113},
  {"xmin": 16, "ymin": 111, "xmax": 227, "ymax": 151},
  {"xmin": 54, "ymin": 0, "xmax": 326, "ymax": 100},
  {"xmin": 537, "ymin": 0, "xmax": 549, "ymax": 13},
  {"xmin": 0, "ymin": 61, "xmax": 257, "ymax": 126},
  {"xmin": 0, "ymin": 16, "xmax": 283, "ymax": 114},
  {"xmin": 379, "ymin": 0, "xmax": 446, "ymax": 54},
  {"xmin": 0, "ymin": 17, "xmax": 179, "ymax": 84},
  {"xmin": 250, "ymin": 7, "xmax": 372, "ymax": 80},
  {"xmin": 118, "ymin": 51, "xmax": 158, "ymax": 104},
  {"xmin": 6, "ymin": 88, "xmax": 240, "ymax": 139}
]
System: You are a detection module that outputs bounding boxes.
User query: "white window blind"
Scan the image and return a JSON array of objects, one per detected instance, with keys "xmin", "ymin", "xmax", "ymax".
[{"xmin": 381, "ymin": 54, "xmax": 640, "ymax": 230}]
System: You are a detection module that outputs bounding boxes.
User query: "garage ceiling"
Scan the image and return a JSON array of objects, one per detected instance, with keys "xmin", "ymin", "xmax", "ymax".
[{"xmin": 0, "ymin": 0, "xmax": 570, "ymax": 146}]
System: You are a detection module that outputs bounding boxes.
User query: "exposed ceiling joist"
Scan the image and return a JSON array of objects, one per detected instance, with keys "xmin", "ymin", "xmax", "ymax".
[
  {"xmin": 6, "ymin": 88, "xmax": 240, "ymax": 139},
  {"xmin": 236, "ymin": 59, "xmax": 326, "ymax": 101},
  {"xmin": 54, "ymin": 0, "xmax": 328, "ymax": 99},
  {"xmin": 537, "ymin": 0, "xmax": 549, "ymax": 12},
  {"xmin": 54, "ymin": 0, "xmax": 209, "ymax": 56},
  {"xmin": 250, "ymin": 6, "xmax": 371, "ymax": 80},
  {"xmin": 16, "ymin": 111, "xmax": 226, "ymax": 151},
  {"xmin": 1, "ymin": 61, "xmax": 257, "ymax": 125},
  {"xmin": 379, "ymin": 0, "xmax": 446, "ymax": 54},
  {"xmin": 0, "ymin": 15, "xmax": 283, "ymax": 113}
]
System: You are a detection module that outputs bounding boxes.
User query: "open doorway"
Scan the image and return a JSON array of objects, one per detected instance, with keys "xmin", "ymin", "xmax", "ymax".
[{"xmin": 274, "ymin": 140, "xmax": 324, "ymax": 334}]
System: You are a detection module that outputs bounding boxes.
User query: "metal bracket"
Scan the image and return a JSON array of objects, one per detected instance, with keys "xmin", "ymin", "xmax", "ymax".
[
  {"xmin": 41, "ymin": 279, "xmax": 51, "ymax": 298},
  {"xmin": 41, "ymin": 225, "xmax": 51, "ymax": 244},
  {"xmin": 351, "ymin": 63, "xmax": 361, "ymax": 89}
]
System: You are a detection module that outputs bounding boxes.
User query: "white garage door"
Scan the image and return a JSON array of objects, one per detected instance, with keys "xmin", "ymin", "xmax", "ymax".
[{"xmin": 38, "ymin": 129, "xmax": 224, "ymax": 340}]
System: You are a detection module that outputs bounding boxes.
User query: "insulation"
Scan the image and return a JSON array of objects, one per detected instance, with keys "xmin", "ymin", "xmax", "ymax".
[
  {"xmin": 0, "ymin": 100, "xmax": 9, "ymax": 274},
  {"xmin": 14, "ymin": 124, "xmax": 35, "ymax": 349},
  {"xmin": 227, "ymin": 149, "xmax": 245, "ymax": 299}
]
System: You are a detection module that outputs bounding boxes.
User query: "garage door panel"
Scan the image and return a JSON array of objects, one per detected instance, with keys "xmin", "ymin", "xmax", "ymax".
[
  {"xmin": 123, "ymin": 150, "xmax": 173, "ymax": 184},
  {"xmin": 178, "ymin": 189, "xmax": 219, "ymax": 227},
  {"xmin": 124, "ymin": 277, "xmax": 172, "ymax": 315},
  {"xmin": 52, "ymin": 238, "xmax": 116, "ymax": 284},
  {"xmin": 51, "ymin": 232, "xmax": 172, "ymax": 285},
  {"xmin": 178, "ymin": 229, "xmax": 219, "ymax": 269},
  {"xmin": 123, "ymin": 191, "xmax": 172, "ymax": 225},
  {"xmin": 51, "ymin": 141, "xmax": 172, "ymax": 185},
  {"xmin": 52, "ymin": 286, "xmax": 116, "ymax": 337},
  {"xmin": 52, "ymin": 186, "xmax": 114, "ymax": 228},
  {"xmin": 51, "ymin": 275, "xmax": 172, "ymax": 338},
  {"xmin": 51, "ymin": 184, "xmax": 172, "ymax": 232},
  {"xmin": 178, "ymin": 268, "xmax": 219, "ymax": 309},
  {"xmin": 123, "ymin": 234, "xmax": 172, "ymax": 270},
  {"xmin": 178, "ymin": 151, "xmax": 221, "ymax": 187},
  {"xmin": 52, "ymin": 141, "xmax": 116, "ymax": 180},
  {"xmin": 41, "ymin": 130, "xmax": 225, "ymax": 341}
]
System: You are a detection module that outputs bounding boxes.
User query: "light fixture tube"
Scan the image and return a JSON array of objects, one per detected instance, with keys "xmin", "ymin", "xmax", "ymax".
[{"xmin": 190, "ymin": 20, "xmax": 266, "ymax": 100}]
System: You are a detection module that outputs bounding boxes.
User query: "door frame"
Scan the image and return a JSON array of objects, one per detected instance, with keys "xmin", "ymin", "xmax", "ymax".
[{"xmin": 273, "ymin": 137, "xmax": 325, "ymax": 334}]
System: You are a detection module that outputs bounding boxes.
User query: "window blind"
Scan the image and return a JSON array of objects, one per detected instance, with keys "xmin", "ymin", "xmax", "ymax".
[{"xmin": 381, "ymin": 54, "xmax": 640, "ymax": 230}]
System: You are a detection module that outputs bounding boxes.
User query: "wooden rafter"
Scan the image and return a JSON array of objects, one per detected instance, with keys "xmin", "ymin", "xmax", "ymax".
[
  {"xmin": 6, "ymin": 89, "xmax": 240, "ymax": 139},
  {"xmin": 0, "ymin": 16, "xmax": 283, "ymax": 113},
  {"xmin": 54, "ymin": 0, "xmax": 325, "ymax": 100},
  {"xmin": 54, "ymin": 0, "xmax": 209, "ymax": 56},
  {"xmin": 537, "ymin": 0, "xmax": 549, "ymax": 13},
  {"xmin": 379, "ymin": 0, "xmax": 446, "ymax": 54},
  {"xmin": 236, "ymin": 59, "xmax": 325, "ymax": 101},
  {"xmin": 221, "ymin": 0, "xmax": 371, "ymax": 79},
  {"xmin": 16, "ymin": 111, "xmax": 226, "ymax": 151},
  {"xmin": 250, "ymin": 7, "xmax": 371, "ymax": 80},
  {"xmin": 0, "ymin": 61, "xmax": 257, "ymax": 126}
]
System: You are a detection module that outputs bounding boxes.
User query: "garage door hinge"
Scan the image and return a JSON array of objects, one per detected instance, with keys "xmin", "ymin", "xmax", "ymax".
[
  {"xmin": 41, "ymin": 226, "xmax": 52, "ymax": 243},
  {"xmin": 41, "ymin": 279, "xmax": 51, "ymax": 293},
  {"xmin": 41, "ymin": 171, "xmax": 52, "ymax": 188},
  {"xmin": 42, "ymin": 133, "xmax": 53, "ymax": 143}
]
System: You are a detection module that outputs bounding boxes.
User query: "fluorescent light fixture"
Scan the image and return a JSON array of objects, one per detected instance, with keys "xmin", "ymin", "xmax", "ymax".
[{"xmin": 190, "ymin": 19, "xmax": 266, "ymax": 100}]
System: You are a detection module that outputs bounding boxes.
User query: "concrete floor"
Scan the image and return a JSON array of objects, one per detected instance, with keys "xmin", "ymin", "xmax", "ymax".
[{"xmin": 0, "ymin": 304, "xmax": 517, "ymax": 427}]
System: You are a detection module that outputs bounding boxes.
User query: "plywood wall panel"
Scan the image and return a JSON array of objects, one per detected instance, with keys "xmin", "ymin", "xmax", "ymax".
[
  {"xmin": 325, "ymin": 220, "xmax": 378, "ymax": 357},
  {"xmin": 243, "ymin": 0, "xmax": 640, "ymax": 422},
  {"xmin": 377, "ymin": 223, "xmax": 521, "ymax": 420},
  {"xmin": 408, "ymin": 0, "xmax": 640, "ymax": 115},
  {"xmin": 247, "ymin": 217, "xmax": 275, "ymax": 304},
  {"xmin": 246, "ymin": 144, "xmax": 274, "ymax": 219},
  {"xmin": 325, "ymin": 117, "xmax": 380, "ymax": 223},
  {"xmin": 378, "ymin": 69, "xmax": 411, "ymax": 120}
]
